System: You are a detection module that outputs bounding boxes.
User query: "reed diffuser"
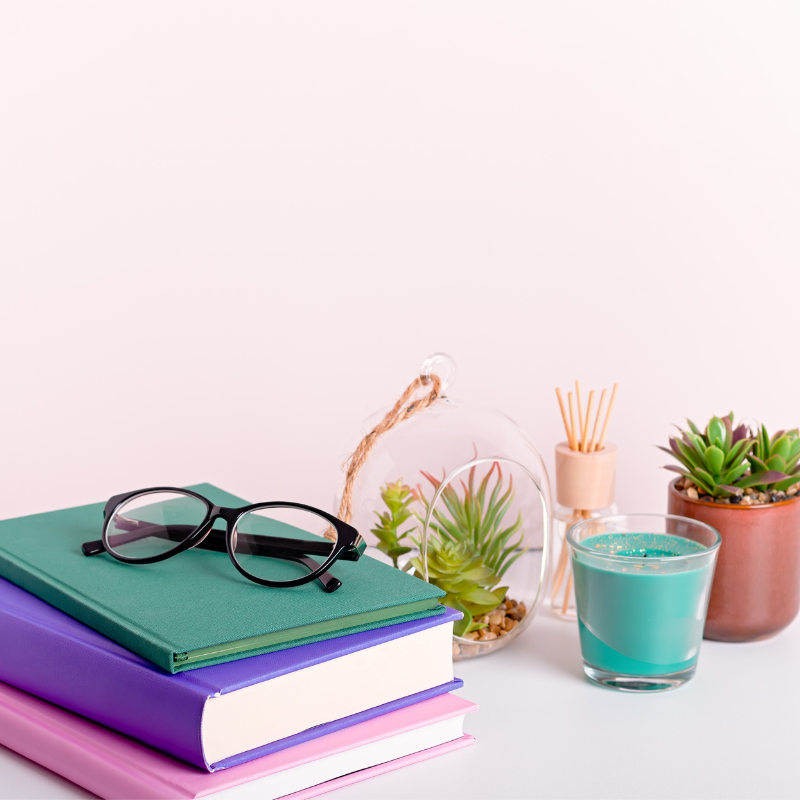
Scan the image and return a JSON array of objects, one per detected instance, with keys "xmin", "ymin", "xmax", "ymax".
[{"xmin": 550, "ymin": 381, "xmax": 619, "ymax": 621}]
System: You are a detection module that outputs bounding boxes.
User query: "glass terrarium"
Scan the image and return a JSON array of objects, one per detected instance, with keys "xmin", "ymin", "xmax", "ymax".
[{"xmin": 339, "ymin": 354, "xmax": 552, "ymax": 659}]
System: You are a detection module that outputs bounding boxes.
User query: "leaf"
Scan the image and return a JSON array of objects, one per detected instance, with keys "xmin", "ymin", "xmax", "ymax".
[
  {"xmin": 496, "ymin": 545, "xmax": 526, "ymax": 578},
  {"xmin": 387, "ymin": 546, "xmax": 412, "ymax": 558},
  {"xmin": 732, "ymin": 424, "xmax": 749, "ymax": 444},
  {"xmin": 707, "ymin": 417, "xmax": 726, "ymax": 449},
  {"xmin": 771, "ymin": 436, "xmax": 792, "ymax": 462},
  {"xmin": 760, "ymin": 424, "xmax": 770, "ymax": 459},
  {"xmin": 775, "ymin": 476, "xmax": 800, "ymax": 493},
  {"xmin": 723, "ymin": 415, "xmax": 733, "ymax": 452},
  {"xmin": 676, "ymin": 438, "xmax": 705, "ymax": 470},
  {"xmin": 785, "ymin": 452, "xmax": 800, "ymax": 474},
  {"xmin": 459, "ymin": 564, "xmax": 496, "ymax": 583},
  {"xmin": 765, "ymin": 454, "xmax": 787, "ymax": 473},
  {"xmin": 734, "ymin": 470, "xmax": 791, "ymax": 489},
  {"xmin": 686, "ymin": 418, "xmax": 701, "ymax": 436},
  {"xmin": 461, "ymin": 585, "xmax": 508, "ymax": 617},
  {"xmin": 720, "ymin": 463, "xmax": 749, "ymax": 486},
  {"xmin": 689, "ymin": 467, "xmax": 725, "ymax": 496},
  {"xmin": 665, "ymin": 438, "xmax": 694, "ymax": 469},
  {"xmin": 724, "ymin": 437, "xmax": 754, "ymax": 469},
  {"xmin": 447, "ymin": 597, "xmax": 475, "ymax": 637},
  {"xmin": 461, "ymin": 586, "xmax": 505, "ymax": 606},
  {"xmin": 663, "ymin": 464, "xmax": 690, "ymax": 475},
  {"xmin": 704, "ymin": 445, "xmax": 725, "ymax": 475},
  {"xmin": 685, "ymin": 430, "xmax": 707, "ymax": 451}
]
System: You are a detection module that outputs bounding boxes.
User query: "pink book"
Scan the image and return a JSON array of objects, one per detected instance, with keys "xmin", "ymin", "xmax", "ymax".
[{"xmin": 0, "ymin": 680, "xmax": 477, "ymax": 800}]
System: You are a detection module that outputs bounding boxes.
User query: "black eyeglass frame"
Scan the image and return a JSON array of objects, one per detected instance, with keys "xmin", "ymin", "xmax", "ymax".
[{"xmin": 81, "ymin": 487, "xmax": 365, "ymax": 592}]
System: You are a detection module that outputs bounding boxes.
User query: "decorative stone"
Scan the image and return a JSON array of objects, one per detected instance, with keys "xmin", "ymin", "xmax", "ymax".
[{"xmin": 686, "ymin": 487, "xmax": 699, "ymax": 500}]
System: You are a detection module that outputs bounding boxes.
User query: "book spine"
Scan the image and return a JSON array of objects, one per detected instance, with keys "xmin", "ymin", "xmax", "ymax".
[
  {"xmin": 0, "ymin": 600, "xmax": 209, "ymax": 769},
  {"xmin": 0, "ymin": 548, "xmax": 178, "ymax": 673},
  {"xmin": 0, "ymin": 683, "xmax": 196, "ymax": 800}
]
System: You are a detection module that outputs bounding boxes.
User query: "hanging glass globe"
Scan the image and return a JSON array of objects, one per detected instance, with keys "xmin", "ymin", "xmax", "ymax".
[{"xmin": 338, "ymin": 354, "xmax": 552, "ymax": 659}]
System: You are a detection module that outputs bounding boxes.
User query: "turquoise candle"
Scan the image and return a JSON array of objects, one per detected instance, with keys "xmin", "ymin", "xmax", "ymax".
[{"xmin": 567, "ymin": 517, "xmax": 720, "ymax": 691}]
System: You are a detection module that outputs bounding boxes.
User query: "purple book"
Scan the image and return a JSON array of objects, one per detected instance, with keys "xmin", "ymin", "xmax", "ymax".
[{"xmin": 0, "ymin": 577, "xmax": 461, "ymax": 772}]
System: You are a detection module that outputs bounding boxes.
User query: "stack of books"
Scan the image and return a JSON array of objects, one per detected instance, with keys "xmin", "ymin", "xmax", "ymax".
[{"xmin": 0, "ymin": 483, "xmax": 476, "ymax": 799}]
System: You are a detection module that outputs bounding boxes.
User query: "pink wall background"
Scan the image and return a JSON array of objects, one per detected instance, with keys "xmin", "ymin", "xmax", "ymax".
[{"xmin": 1, "ymin": 2, "xmax": 799, "ymax": 524}]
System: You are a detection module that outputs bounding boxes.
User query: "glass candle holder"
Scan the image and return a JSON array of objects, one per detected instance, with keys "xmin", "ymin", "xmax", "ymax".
[{"xmin": 567, "ymin": 514, "xmax": 720, "ymax": 692}]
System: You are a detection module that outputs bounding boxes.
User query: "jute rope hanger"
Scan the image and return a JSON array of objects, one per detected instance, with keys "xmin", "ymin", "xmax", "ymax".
[{"xmin": 332, "ymin": 372, "xmax": 442, "ymax": 534}]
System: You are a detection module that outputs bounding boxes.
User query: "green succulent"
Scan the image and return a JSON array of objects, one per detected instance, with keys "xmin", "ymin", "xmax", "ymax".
[
  {"xmin": 410, "ymin": 538, "xmax": 506, "ymax": 637},
  {"xmin": 371, "ymin": 480, "xmax": 416, "ymax": 568},
  {"xmin": 660, "ymin": 413, "xmax": 800, "ymax": 498},
  {"xmin": 412, "ymin": 462, "xmax": 526, "ymax": 579},
  {"xmin": 749, "ymin": 424, "xmax": 800, "ymax": 492}
]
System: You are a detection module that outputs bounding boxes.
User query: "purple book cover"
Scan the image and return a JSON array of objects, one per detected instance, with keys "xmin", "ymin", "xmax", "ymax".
[{"xmin": 0, "ymin": 577, "xmax": 461, "ymax": 772}]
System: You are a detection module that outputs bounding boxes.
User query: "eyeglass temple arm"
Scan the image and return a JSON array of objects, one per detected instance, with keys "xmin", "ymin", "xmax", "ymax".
[
  {"xmin": 200, "ymin": 530, "xmax": 342, "ymax": 592},
  {"xmin": 81, "ymin": 525, "xmax": 344, "ymax": 592},
  {"xmin": 87, "ymin": 516, "xmax": 362, "ymax": 561}
]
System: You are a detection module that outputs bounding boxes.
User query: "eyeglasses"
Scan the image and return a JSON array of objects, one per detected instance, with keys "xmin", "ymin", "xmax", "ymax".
[{"xmin": 81, "ymin": 488, "xmax": 365, "ymax": 592}]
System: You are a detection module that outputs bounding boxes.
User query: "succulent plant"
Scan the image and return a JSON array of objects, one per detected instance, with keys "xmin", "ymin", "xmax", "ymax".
[
  {"xmin": 371, "ymin": 480, "xmax": 416, "ymax": 568},
  {"xmin": 661, "ymin": 413, "xmax": 800, "ymax": 498},
  {"xmin": 749, "ymin": 425, "xmax": 800, "ymax": 492},
  {"xmin": 409, "ymin": 538, "xmax": 506, "ymax": 637},
  {"xmin": 412, "ymin": 462, "xmax": 526, "ymax": 580}
]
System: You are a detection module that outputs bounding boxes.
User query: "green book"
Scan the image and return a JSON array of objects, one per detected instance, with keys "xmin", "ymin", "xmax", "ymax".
[{"xmin": 0, "ymin": 484, "xmax": 445, "ymax": 673}]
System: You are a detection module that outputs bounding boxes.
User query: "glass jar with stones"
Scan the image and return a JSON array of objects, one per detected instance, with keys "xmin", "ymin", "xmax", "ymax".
[{"xmin": 337, "ymin": 353, "xmax": 553, "ymax": 660}]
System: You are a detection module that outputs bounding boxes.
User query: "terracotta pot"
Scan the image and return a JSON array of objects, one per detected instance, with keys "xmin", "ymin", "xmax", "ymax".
[{"xmin": 667, "ymin": 479, "xmax": 800, "ymax": 642}]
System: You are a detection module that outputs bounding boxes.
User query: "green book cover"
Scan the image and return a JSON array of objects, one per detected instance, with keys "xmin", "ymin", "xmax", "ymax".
[{"xmin": 0, "ymin": 484, "xmax": 445, "ymax": 673}]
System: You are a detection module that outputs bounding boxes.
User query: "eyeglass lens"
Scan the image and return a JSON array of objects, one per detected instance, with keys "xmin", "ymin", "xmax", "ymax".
[
  {"xmin": 105, "ymin": 491, "xmax": 208, "ymax": 559},
  {"xmin": 232, "ymin": 506, "xmax": 338, "ymax": 584}
]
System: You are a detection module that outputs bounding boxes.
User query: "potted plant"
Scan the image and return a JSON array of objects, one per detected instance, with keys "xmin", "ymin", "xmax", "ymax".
[
  {"xmin": 661, "ymin": 414, "xmax": 800, "ymax": 641},
  {"xmin": 372, "ymin": 462, "xmax": 533, "ymax": 658}
]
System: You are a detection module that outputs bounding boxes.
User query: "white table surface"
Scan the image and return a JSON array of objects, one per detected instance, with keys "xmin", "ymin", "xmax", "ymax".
[{"xmin": 2, "ymin": 606, "xmax": 798, "ymax": 800}]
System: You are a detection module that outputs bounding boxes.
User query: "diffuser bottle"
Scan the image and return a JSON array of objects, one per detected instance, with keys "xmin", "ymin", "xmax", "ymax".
[{"xmin": 550, "ymin": 442, "xmax": 618, "ymax": 621}]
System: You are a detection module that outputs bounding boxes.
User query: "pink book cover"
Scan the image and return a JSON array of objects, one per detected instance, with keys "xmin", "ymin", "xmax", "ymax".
[{"xmin": 0, "ymin": 680, "xmax": 477, "ymax": 799}]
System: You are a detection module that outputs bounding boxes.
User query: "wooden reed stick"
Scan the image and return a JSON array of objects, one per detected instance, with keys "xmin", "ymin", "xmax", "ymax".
[
  {"xmin": 588, "ymin": 388, "xmax": 607, "ymax": 453},
  {"xmin": 582, "ymin": 390, "xmax": 595, "ymax": 453},
  {"xmin": 551, "ymin": 508, "xmax": 582, "ymax": 604},
  {"xmin": 561, "ymin": 572, "xmax": 573, "ymax": 614},
  {"xmin": 575, "ymin": 381, "xmax": 584, "ymax": 449},
  {"xmin": 556, "ymin": 388, "xmax": 575, "ymax": 450},
  {"xmin": 595, "ymin": 383, "xmax": 619, "ymax": 451},
  {"xmin": 568, "ymin": 392, "xmax": 578, "ymax": 452},
  {"xmin": 550, "ymin": 537, "xmax": 570, "ymax": 600}
]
